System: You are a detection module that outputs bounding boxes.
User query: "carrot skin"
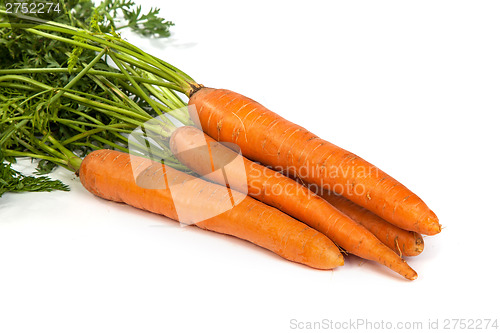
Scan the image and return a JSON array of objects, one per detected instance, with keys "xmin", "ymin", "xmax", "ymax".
[
  {"xmin": 170, "ymin": 126, "xmax": 418, "ymax": 280},
  {"xmin": 316, "ymin": 190, "xmax": 424, "ymax": 256},
  {"xmin": 188, "ymin": 88, "xmax": 441, "ymax": 236},
  {"xmin": 79, "ymin": 149, "xmax": 343, "ymax": 270}
]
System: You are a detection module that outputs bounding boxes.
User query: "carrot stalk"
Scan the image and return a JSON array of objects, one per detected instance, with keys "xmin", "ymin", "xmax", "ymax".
[
  {"xmin": 169, "ymin": 126, "xmax": 418, "ymax": 280},
  {"xmin": 78, "ymin": 149, "xmax": 344, "ymax": 270},
  {"xmin": 188, "ymin": 88, "xmax": 441, "ymax": 236}
]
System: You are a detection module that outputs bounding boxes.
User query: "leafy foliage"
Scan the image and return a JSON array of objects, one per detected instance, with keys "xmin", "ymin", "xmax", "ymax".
[
  {"xmin": 0, "ymin": 0, "xmax": 186, "ymax": 196},
  {"xmin": 0, "ymin": 152, "xmax": 70, "ymax": 197},
  {"xmin": 98, "ymin": 0, "xmax": 174, "ymax": 37}
]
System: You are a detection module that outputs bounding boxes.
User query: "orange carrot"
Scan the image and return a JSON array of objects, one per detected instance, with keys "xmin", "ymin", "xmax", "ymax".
[
  {"xmin": 188, "ymin": 88, "xmax": 441, "ymax": 236},
  {"xmin": 170, "ymin": 126, "xmax": 418, "ymax": 280},
  {"xmin": 78, "ymin": 149, "xmax": 343, "ymax": 270},
  {"xmin": 314, "ymin": 190, "xmax": 424, "ymax": 257}
]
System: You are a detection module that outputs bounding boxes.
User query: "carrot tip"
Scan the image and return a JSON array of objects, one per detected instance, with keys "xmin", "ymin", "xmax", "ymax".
[
  {"xmin": 427, "ymin": 213, "xmax": 442, "ymax": 235},
  {"xmin": 325, "ymin": 253, "xmax": 345, "ymax": 269},
  {"xmin": 337, "ymin": 254, "xmax": 345, "ymax": 267},
  {"xmin": 429, "ymin": 223, "xmax": 442, "ymax": 235},
  {"xmin": 404, "ymin": 265, "xmax": 418, "ymax": 280},
  {"xmin": 411, "ymin": 233, "xmax": 425, "ymax": 255},
  {"xmin": 422, "ymin": 219, "xmax": 442, "ymax": 236}
]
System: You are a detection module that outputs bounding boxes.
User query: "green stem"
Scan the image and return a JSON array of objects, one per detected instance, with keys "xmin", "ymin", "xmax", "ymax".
[
  {"xmin": 54, "ymin": 118, "xmax": 133, "ymax": 134},
  {"xmin": 0, "ymin": 119, "xmax": 29, "ymax": 146},
  {"xmin": 13, "ymin": 136, "xmax": 53, "ymax": 161},
  {"xmin": 0, "ymin": 21, "xmax": 194, "ymax": 93},
  {"xmin": 125, "ymin": 67, "xmax": 190, "ymax": 125},
  {"xmin": 114, "ymin": 78, "xmax": 176, "ymax": 129},
  {"xmin": 2, "ymin": 149, "xmax": 68, "ymax": 166},
  {"xmin": 45, "ymin": 134, "xmax": 82, "ymax": 171},
  {"xmin": 62, "ymin": 123, "xmax": 128, "ymax": 152},
  {"xmin": 58, "ymin": 123, "xmax": 131, "ymax": 145},
  {"xmin": 0, "ymin": 75, "xmax": 152, "ymax": 122},
  {"xmin": 108, "ymin": 51, "xmax": 166, "ymax": 117},
  {"xmin": 87, "ymin": 73, "xmax": 148, "ymax": 116},
  {"xmin": 0, "ymin": 68, "xmax": 185, "ymax": 92},
  {"xmin": 0, "ymin": 115, "xmax": 33, "ymax": 124},
  {"xmin": 20, "ymin": 130, "xmax": 66, "ymax": 162},
  {"xmin": 70, "ymin": 141, "xmax": 105, "ymax": 151},
  {"xmin": 48, "ymin": 48, "xmax": 108, "ymax": 108}
]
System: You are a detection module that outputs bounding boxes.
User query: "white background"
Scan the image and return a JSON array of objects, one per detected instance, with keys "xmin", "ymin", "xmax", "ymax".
[{"xmin": 1, "ymin": 1, "xmax": 499, "ymax": 332}]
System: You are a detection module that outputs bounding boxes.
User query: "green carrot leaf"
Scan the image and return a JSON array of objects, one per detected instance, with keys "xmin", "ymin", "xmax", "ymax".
[{"xmin": 0, "ymin": 152, "xmax": 70, "ymax": 197}]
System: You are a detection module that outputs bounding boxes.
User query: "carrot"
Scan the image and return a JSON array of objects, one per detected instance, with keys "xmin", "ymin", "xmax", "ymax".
[
  {"xmin": 169, "ymin": 126, "xmax": 418, "ymax": 280},
  {"xmin": 314, "ymin": 189, "xmax": 424, "ymax": 257},
  {"xmin": 188, "ymin": 88, "xmax": 441, "ymax": 236},
  {"xmin": 78, "ymin": 149, "xmax": 343, "ymax": 270}
]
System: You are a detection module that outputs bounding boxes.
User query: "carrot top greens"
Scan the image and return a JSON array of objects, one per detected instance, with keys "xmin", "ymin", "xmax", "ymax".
[
  {"xmin": 0, "ymin": 0, "xmax": 197, "ymax": 195},
  {"xmin": 0, "ymin": 150, "xmax": 69, "ymax": 197}
]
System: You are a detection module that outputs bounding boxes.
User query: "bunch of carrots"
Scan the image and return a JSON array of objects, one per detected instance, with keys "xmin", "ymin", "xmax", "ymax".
[{"xmin": 0, "ymin": 6, "xmax": 440, "ymax": 280}]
